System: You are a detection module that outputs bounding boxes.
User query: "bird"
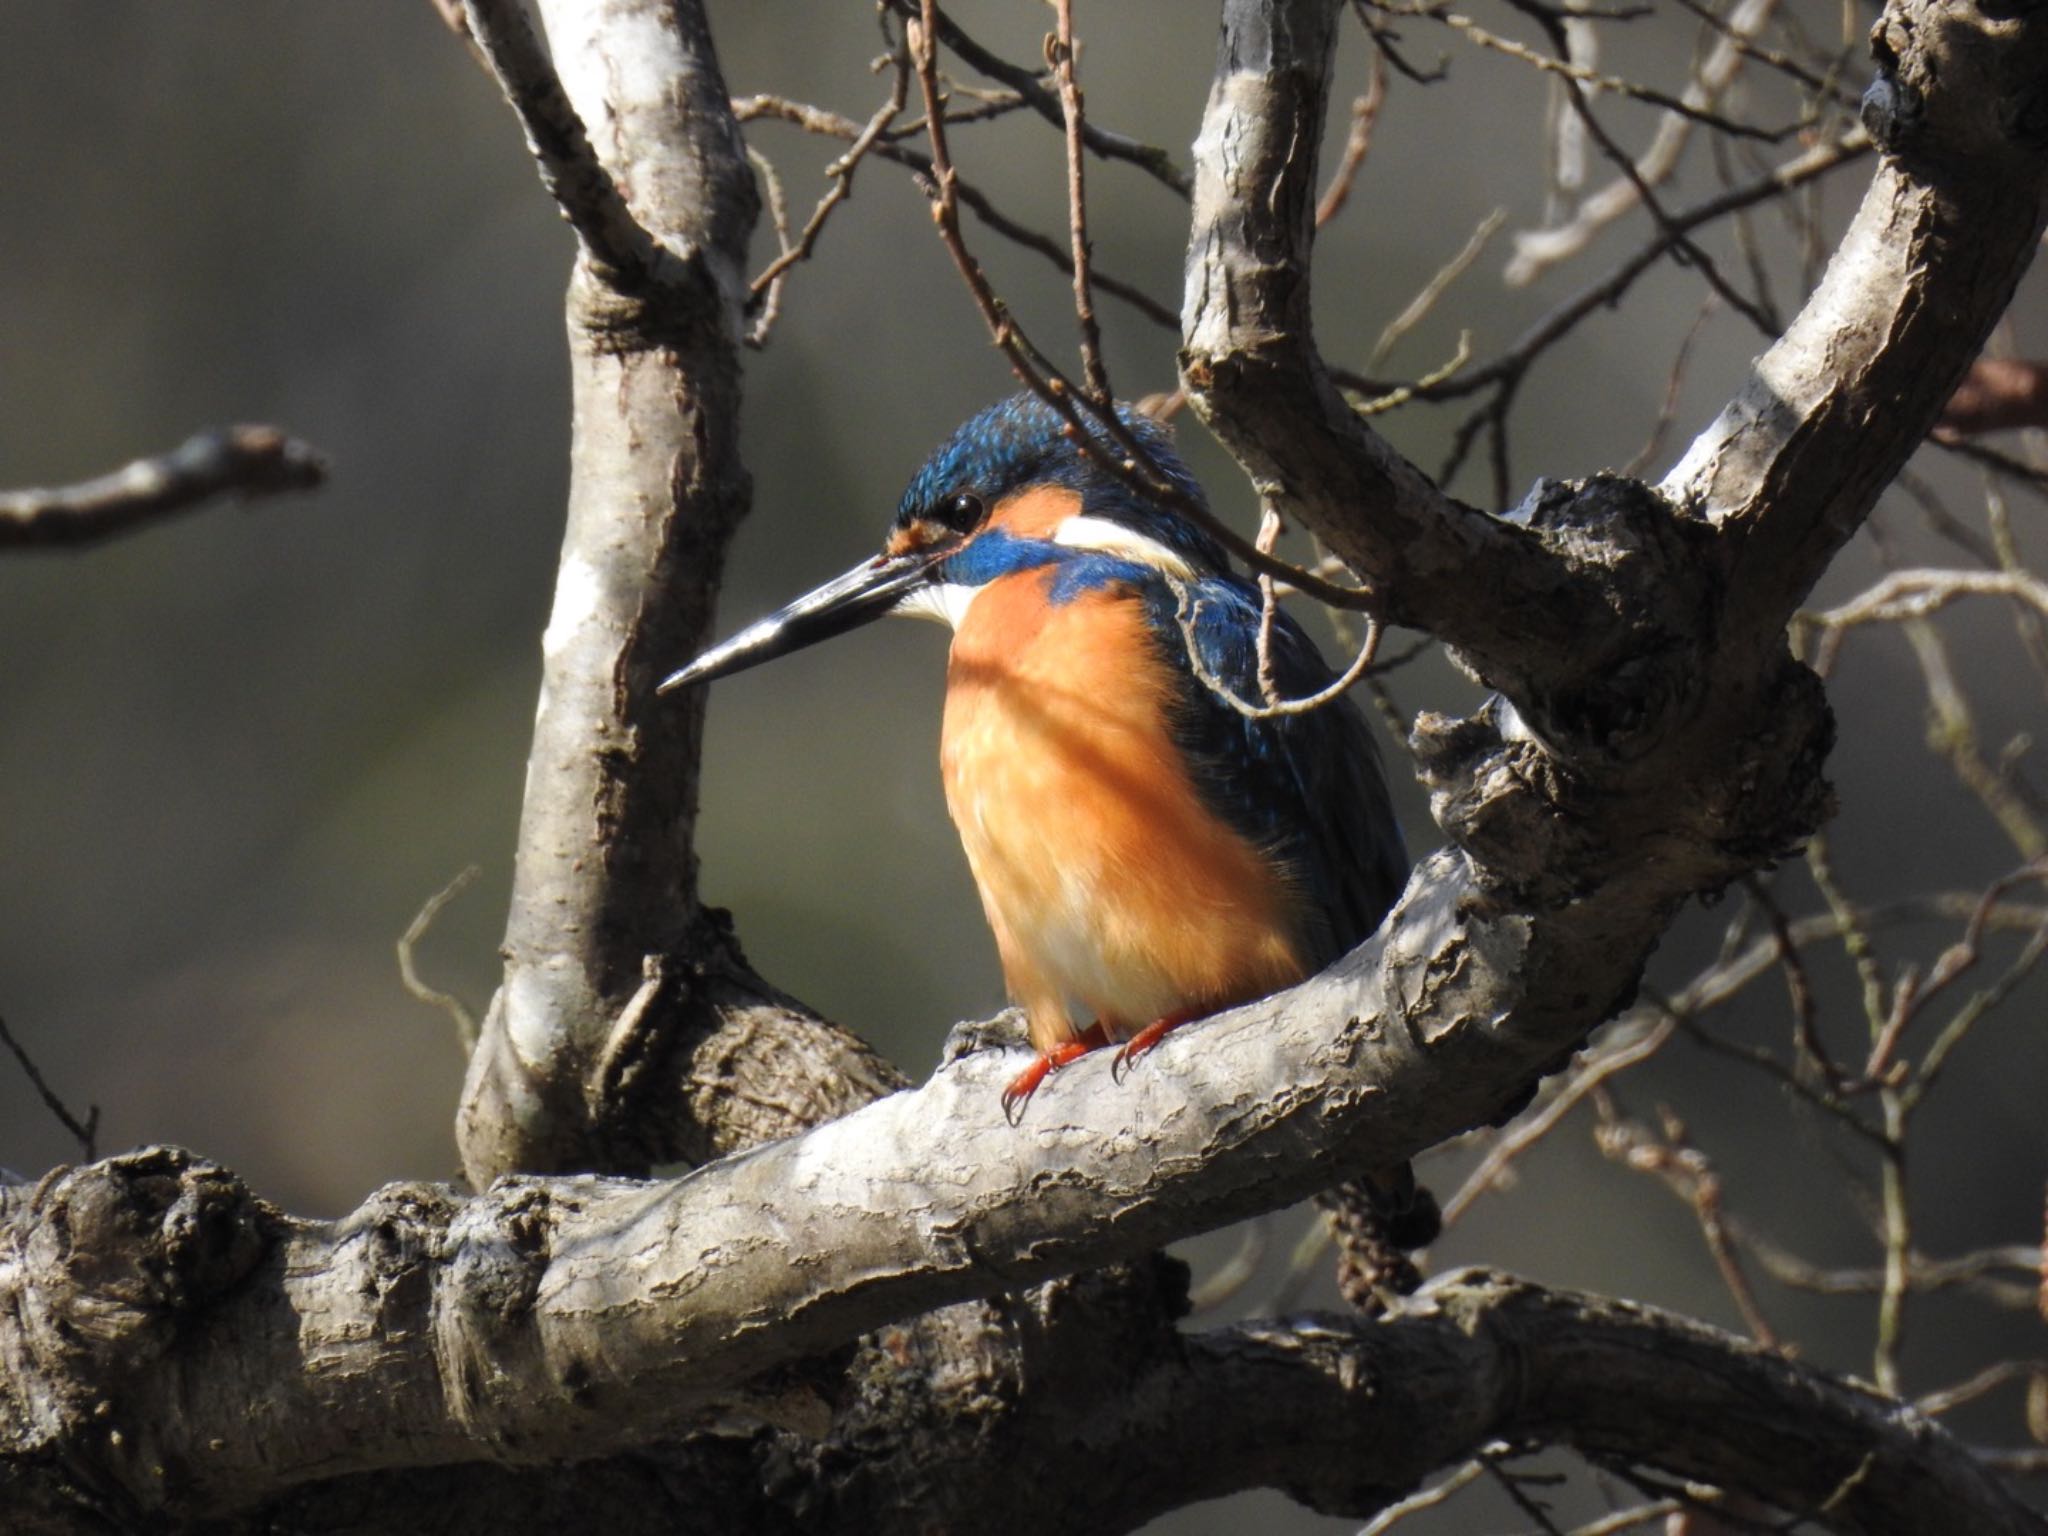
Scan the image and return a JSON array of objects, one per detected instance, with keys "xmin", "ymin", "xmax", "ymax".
[{"xmin": 660, "ymin": 393, "xmax": 1408, "ymax": 1119}]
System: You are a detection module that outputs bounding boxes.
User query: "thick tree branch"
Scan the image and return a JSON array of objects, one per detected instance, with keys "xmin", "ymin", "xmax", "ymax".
[
  {"xmin": 1180, "ymin": 0, "xmax": 1584, "ymax": 674},
  {"xmin": 453, "ymin": 0, "xmax": 886, "ymax": 1183},
  {"xmin": 0, "ymin": 426, "xmax": 326, "ymax": 549},
  {"xmin": 1661, "ymin": 5, "xmax": 2048, "ymax": 640},
  {"xmin": 460, "ymin": 0, "xmax": 666, "ymax": 288},
  {"xmin": 3, "ymin": 1148, "xmax": 2034, "ymax": 1535}
]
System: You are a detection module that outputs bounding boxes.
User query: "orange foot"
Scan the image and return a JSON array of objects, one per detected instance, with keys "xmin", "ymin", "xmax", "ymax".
[
  {"xmin": 1110, "ymin": 1010, "xmax": 1198, "ymax": 1083},
  {"xmin": 1001, "ymin": 1023, "xmax": 1109, "ymax": 1123}
]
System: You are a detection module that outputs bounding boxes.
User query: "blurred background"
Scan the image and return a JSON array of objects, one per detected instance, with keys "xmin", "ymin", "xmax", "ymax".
[{"xmin": 1, "ymin": 3, "xmax": 2043, "ymax": 1529}]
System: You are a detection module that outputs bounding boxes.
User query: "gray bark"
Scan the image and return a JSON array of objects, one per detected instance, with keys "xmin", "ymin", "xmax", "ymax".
[
  {"xmin": 4, "ymin": 0, "xmax": 2046, "ymax": 1532},
  {"xmin": 4, "ymin": 1147, "xmax": 2036, "ymax": 1534},
  {"xmin": 451, "ymin": 0, "xmax": 895, "ymax": 1184}
]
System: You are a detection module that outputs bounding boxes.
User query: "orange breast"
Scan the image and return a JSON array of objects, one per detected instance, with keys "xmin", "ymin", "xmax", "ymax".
[{"xmin": 940, "ymin": 567, "xmax": 1309, "ymax": 1054}]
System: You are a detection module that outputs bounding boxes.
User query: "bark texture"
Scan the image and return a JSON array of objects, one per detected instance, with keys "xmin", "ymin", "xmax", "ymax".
[
  {"xmin": 5, "ymin": 0, "xmax": 2047, "ymax": 1531},
  {"xmin": 2, "ymin": 1145, "xmax": 2036, "ymax": 1533},
  {"xmin": 452, "ymin": 0, "xmax": 894, "ymax": 1184}
]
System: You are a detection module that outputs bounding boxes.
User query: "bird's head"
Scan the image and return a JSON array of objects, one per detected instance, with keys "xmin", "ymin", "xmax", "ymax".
[{"xmin": 659, "ymin": 393, "xmax": 1226, "ymax": 692}]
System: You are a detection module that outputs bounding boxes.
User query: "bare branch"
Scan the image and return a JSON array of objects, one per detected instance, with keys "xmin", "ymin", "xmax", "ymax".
[
  {"xmin": 1660, "ymin": 8, "xmax": 2048, "ymax": 638},
  {"xmin": 889, "ymin": 0, "xmax": 1192, "ymax": 197},
  {"xmin": 1939, "ymin": 359, "xmax": 2048, "ymax": 437},
  {"xmin": 397, "ymin": 866, "xmax": 483, "ymax": 1055},
  {"xmin": 0, "ymin": 426, "xmax": 325, "ymax": 549},
  {"xmin": 459, "ymin": 0, "xmax": 669, "ymax": 288},
  {"xmin": 8, "ymin": 1149, "xmax": 2038, "ymax": 1536},
  {"xmin": 1049, "ymin": 0, "xmax": 1110, "ymax": 402},
  {"xmin": 0, "ymin": 1007, "xmax": 97, "ymax": 1161}
]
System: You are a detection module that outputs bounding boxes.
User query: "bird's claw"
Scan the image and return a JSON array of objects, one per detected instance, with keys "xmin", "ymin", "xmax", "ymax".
[{"xmin": 1109, "ymin": 1011, "xmax": 1192, "ymax": 1083}]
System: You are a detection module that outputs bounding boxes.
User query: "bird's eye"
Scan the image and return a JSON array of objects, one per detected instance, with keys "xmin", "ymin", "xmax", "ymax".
[{"xmin": 939, "ymin": 491, "xmax": 986, "ymax": 532}]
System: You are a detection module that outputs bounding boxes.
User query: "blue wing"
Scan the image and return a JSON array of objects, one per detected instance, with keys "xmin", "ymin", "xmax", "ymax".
[{"xmin": 1141, "ymin": 573, "xmax": 1408, "ymax": 969}]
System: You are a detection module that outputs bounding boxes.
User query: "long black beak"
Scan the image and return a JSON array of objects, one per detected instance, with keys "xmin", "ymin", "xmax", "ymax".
[{"xmin": 657, "ymin": 547, "xmax": 947, "ymax": 693}]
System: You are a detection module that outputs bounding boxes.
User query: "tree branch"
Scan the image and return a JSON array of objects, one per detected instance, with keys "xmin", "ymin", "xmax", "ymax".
[
  {"xmin": 0, "ymin": 426, "xmax": 325, "ymax": 549},
  {"xmin": 1660, "ymin": 6, "xmax": 2048, "ymax": 638},
  {"xmin": 453, "ymin": 0, "xmax": 888, "ymax": 1183},
  {"xmin": 3, "ymin": 1149, "xmax": 2033, "ymax": 1535}
]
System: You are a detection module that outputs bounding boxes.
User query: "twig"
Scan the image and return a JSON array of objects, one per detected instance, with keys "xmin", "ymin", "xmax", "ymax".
[
  {"xmin": 1186, "ymin": 1215, "xmax": 1271, "ymax": 1312},
  {"xmin": 891, "ymin": 0, "xmax": 1191, "ymax": 196},
  {"xmin": 1568, "ymin": 1503, "xmax": 1683, "ymax": 1536},
  {"xmin": 0, "ymin": 1007, "xmax": 98, "ymax": 1161},
  {"xmin": 460, "ymin": 0, "xmax": 666, "ymax": 286},
  {"xmin": 1367, "ymin": 212, "xmax": 1504, "ymax": 371},
  {"xmin": 1356, "ymin": 1459, "xmax": 1487, "ymax": 1535},
  {"xmin": 1938, "ymin": 437, "xmax": 2048, "ymax": 499},
  {"xmin": 1898, "ymin": 614, "xmax": 2046, "ymax": 846},
  {"xmin": 1440, "ymin": 1015, "xmax": 1673, "ymax": 1228},
  {"xmin": 1542, "ymin": 53, "xmax": 1777, "ymax": 336},
  {"xmin": 1741, "ymin": 875, "xmax": 1840, "ymax": 1088},
  {"xmin": 1166, "ymin": 574, "xmax": 1385, "ymax": 719},
  {"xmin": 1500, "ymin": 0, "xmax": 1782, "ymax": 287},
  {"xmin": 1332, "ymin": 128, "xmax": 1868, "ymax": 408},
  {"xmin": 906, "ymin": 5, "xmax": 1381, "ymax": 614},
  {"xmin": 1427, "ymin": 4, "xmax": 1793, "ymax": 144},
  {"xmin": 734, "ymin": 93, "xmax": 1179, "ymax": 330},
  {"xmin": 398, "ymin": 865, "xmax": 485, "ymax": 1055},
  {"xmin": 745, "ymin": 29, "xmax": 909, "ymax": 344},
  {"xmin": 1915, "ymin": 1359, "xmax": 2048, "ymax": 1417},
  {"xmin": 1622, "ymin": 292, "xmax": 1718, "ymax": 477},
  {"xmin": 1313, "ymin": 48, "xmax": 1387, "ymax": 228},
  {"xmin": 1481, "ymin": 1449, "xmax": 1571, "ymax": 1535},
  {"xmin": 0, "ymin": 427, "xmax": 326, "ymax": 549},
  {"xmin": 1733, "ymin": 1226, "xmax": 2042, "ymax": 1309},
  {"xmin": 1049, "ymin": 0, "xmax": 1109, "ymax": 402},
  {"xmin": 1593, "ymin": 1103, "xmax": 1782, "ymax": 1349}
]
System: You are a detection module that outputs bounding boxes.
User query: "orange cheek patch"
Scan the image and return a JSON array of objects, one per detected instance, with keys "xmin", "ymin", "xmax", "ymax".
[
  {"xmin": 989, "ymin": 484, "xmax": 1083, "ymax": 540},
  {"xmin": 886, "ymin": 518, "xmax": 949, "ymax": 556}
]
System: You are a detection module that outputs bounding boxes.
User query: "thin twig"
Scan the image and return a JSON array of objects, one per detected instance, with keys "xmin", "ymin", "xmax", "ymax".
[
  {"xmin": 1314, "ymin": 48, "xmax": 1387, "ymax": 228},
  {"xmin": 1356, "ymin": 1460, "xmax": 1487, "ymax": 1535},
  {"xmin": 0, "ymin": 427, "xmax": 326, "ymax": 549},
  {"xmin": 1498, "ymin": 0, "xmax": 1783, "ymax": 287},
  {"xmin": 1367, "ymin": 212, "xmax": 1504, "ymax": 371},
  {"xmin": 1733, "ymin": 1225, "xmax": 2042, "ymax": 1309},
  {"xmin": 1621, "ymin": 291, "xmax": 1718, "ymax": 477},
  {"xmin": 0, "ymin": 1007, "xmax": 98, "ymax": 1161},
  {"xmin": 460, "ymin": 0, "xmax": 666, "ymax": 286},
  {"xmin": 745, "ymin": 32, "xmax": 909, "ymax": 343},
  {"xmin": 1049, "ymin": 0, "xmax": 1109, "ymax": 402},
  {"xmin": 398, "ymin": 866, "xmax": 485, "ymax": 1055},
  {"xmin": 734, "ymin": 93, "xmax": 1179, "ymax": 330},
  {"xmin": 1333, "ymin": 129, "xmax": 1868, "ymax": 407},
  {"xmin": 1440, "ymin": 1016, "xmax": 1673, "ymax": 1228},
  {"xmin": 1167, "ymin": 574, "xmax": 1385, "ymax": 719},
  {"xmin": 1593, "ymin": 1103, "xmax": 1782, "ymax": 1348},
  {"xmin": 1915, "ymin": 1359, "xmax": 2048, "ymax": 1417},
  {"xmin": 892, "ymin": 0, "xmax": 1191, "ymax": 196}
]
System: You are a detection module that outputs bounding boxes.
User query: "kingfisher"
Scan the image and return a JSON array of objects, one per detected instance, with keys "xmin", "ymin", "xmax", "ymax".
[{"xmin": 660, "ymin": 394, "xmax": 1408, "ymax": 1116}]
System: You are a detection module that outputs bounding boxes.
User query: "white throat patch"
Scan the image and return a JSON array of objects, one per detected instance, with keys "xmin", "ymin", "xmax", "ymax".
[{"xmin": 895, "ymin": 581, "xmax": 979, "ymax": 630}]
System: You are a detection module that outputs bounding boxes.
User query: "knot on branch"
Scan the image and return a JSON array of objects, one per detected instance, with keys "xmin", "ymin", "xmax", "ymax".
[
  {"xmin": 432, "ymin": 1178, "xmax": 568, "ymax": 1446},
  {"xmin": 586, "ymin": 907, "xmax": 907, "ymax": 1172},
  {"xmin": 1414, "ymin": 652, "xmax": 1833, "ymax": 913},
  {"xmin": 5, "ymin": 1148, "xmax": 276, "ymax": 1445},
  {"xmin": 566, "ymin": 253, "xmax": 735, "ymax": 357},
  {"xmin": 1493, "ymin": 475, "xmax": 1717, "ymax": 760},
  {"xmin": 1866, "ymin": 3, "xmax": 2048, "ymax": 168},
  {"xmin": 18, "ymin": 1148, "xmax": 274, "ymax": 1346}
]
